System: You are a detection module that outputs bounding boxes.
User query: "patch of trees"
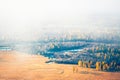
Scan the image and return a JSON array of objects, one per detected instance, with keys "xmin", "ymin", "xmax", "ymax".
[
  {"xmin": 77, "ymin": 52, "xmax": 120, "ymax": 72},
  {"xmin": 82, "ymin": 44, "xmax": 120, "ymax": 72}
]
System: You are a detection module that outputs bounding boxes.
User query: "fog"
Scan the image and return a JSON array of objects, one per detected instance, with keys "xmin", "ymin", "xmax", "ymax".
[{"xmin": 0, "ymin": 0, "xmax": 120, "ymax": 40}]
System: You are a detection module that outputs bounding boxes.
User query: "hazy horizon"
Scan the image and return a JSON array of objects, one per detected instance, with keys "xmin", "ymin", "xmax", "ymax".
[{"xmin": 0, "ymin": 0, "xmax": 120, "ymax": 40}]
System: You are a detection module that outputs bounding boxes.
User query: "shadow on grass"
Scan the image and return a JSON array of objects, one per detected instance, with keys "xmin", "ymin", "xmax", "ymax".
[{"xmin": 79, "ymin": 71, "xmax": 101, "ymax": 75}]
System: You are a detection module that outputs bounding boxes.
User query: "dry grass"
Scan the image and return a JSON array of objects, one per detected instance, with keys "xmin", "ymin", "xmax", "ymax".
[{"xmin": 0, "ymin": 51, "xmax": 120, "ymax": 80}]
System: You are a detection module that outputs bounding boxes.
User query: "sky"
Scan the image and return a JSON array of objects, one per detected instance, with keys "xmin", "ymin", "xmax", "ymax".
[{"xmin": 0, "ymin": 0, "xmax": 120, "ymax": 40}]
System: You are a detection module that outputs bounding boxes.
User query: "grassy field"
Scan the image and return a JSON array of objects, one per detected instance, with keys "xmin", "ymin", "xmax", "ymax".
[{"xmin": 0, "ymin": 51, "xmax": 120, "ymax": 80}]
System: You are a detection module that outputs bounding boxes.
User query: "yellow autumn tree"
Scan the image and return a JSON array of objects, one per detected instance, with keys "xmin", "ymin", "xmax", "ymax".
[
  {"xmin": 96, "ymin": 62, "xmax": 101, "ymax": 71},
  {"xmin": 88, "ymin": 60, "xmax": 92, "ymax": 68},
  {"xmin": 73, "ymin": 66, "xmax": 78, "ymax": 73},
  {"xmin": 87, "ymin": 63, "xmax": 90, "ymax": 68},
  {"xmin": 102, "ymin": 63, "xmax": 109, "ymax": 71},
  {"xmin": 83, "ymin": 62, "xmax": 87, "ymax": 68},
  {"xmin": 78, "ymin": 60, "xmax": 83, "ymax": 67}
]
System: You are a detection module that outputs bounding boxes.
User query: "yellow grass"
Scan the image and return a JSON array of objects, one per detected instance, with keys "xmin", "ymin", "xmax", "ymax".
[{"xmin": 0, "ymin": 51, "xmax": 120, "ymax": 80}]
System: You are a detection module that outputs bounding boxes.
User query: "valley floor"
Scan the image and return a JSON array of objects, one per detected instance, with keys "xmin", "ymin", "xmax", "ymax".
[{"xmin": 0, "ymin": 51, "xmax": 120, "ymax": 80}]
